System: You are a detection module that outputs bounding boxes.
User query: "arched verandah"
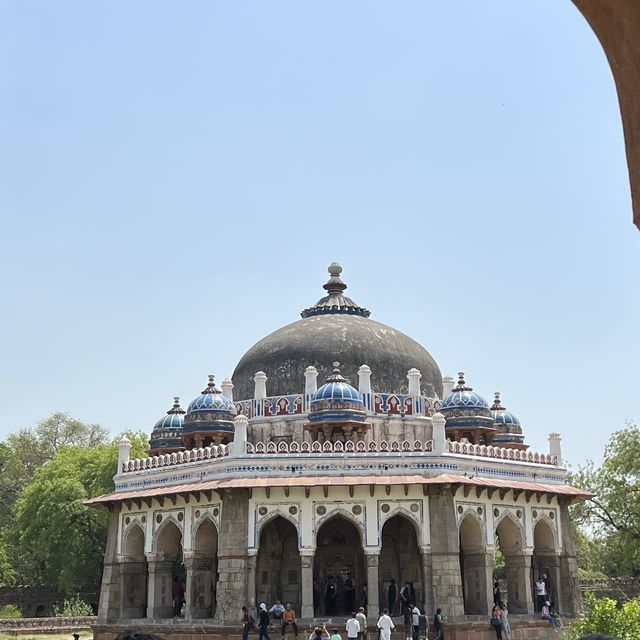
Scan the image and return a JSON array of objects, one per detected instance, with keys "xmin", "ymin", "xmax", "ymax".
[
  {"xmin": 148, "ymin": 519, "xmax": 184, "ymax": 618},
  {"xmin": 256, "ymin": 515, "xmax": 301, "ymax": 611},
  {"xmin": 495, "ymin": 515, "xmax": 532, "ymax": 614},
  {"xmin": 459, "ymin": 513, "xmax": 492, "ymax": 615},
  {"xmin": 187, "ymin": 517, "xmax": 219, "ymax": 618},
  {"xmin": 532, "ymin": 518, "xmax": 559, "ymax": 611},
  {"xmin": 121, "ymin": 523, "xmax": 147, "ymax": 618},
  {"xmin": 314, "ymin": 514, "xmax": 365, "ymax": 616},
  {"xmin": 380, "ymin": 514, "xmax": 422, "ymax": 614}
]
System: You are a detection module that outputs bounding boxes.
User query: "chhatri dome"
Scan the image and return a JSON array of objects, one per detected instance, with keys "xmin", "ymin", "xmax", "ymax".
[{"xmin": 232, "ymin": 263, "xmax": 443, "ymax": 400}]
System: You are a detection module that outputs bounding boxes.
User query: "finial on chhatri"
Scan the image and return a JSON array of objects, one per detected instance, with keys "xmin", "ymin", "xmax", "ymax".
[
  {"xmin": 201, "ymin": 374, "xmax": 221, "ymax": 394},
  {"xmin": 491, "ymin": 392, "xmax": 506, "ymax": 411},
  {"xmin": 326, "ymin": 361, "xmax": 348, "ymax": 383},
  {"xmin": 323, "ymin": 262, "xmax": 347, "ymax": 294},
  {"xmin": 453, "ymin": 371, "xmax": 472, "ymax": 391},
  {"xmin": 168, "ymin": 396, "xmax": 186, "ymax": 415}
]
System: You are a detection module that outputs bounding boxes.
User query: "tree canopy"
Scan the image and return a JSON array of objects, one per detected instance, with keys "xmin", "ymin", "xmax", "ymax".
[{"xmin": 571, "ymin": 422, "xmax": 640, "ymax": 577}]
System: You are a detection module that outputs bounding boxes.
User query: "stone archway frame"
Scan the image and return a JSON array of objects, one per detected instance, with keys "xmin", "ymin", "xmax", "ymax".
[
  {"xmin": 254, "ymin": 506, "xmax": 302, "ymax": 549},
  {"xmin": 313, "ymin": 506, "xmax": 366, "ymax": 548},
  {"xmin": 191, "ymin": 515, "xmax": 220, "ymax": 554},
  {"xmin": 378, "ymin": 502, "xmax": 425, "ymax": 547},
  {"xmin": 458, "ymin": 509, "xmax": 487, "ymax": 553},
  {"xmin": 533, "ymin": 515, "xmax": 559, "ymax": 553},
  {"xmin": 493, "ymin": 511, "xmax": 526, "ymax": 553},
  {"xmin": 121, "ymin": 521, "xmax": 146, "ymax": 559},
  {"xmin": 153, "ymin": 515, "xmax": 184, "ymax": 557}
]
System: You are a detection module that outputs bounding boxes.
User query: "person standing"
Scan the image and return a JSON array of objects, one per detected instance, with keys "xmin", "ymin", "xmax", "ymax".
[
  {"xmin": 410, "ymin": 604, "xmax": 420, "ymax": 640},
  {"xmin": 387, "ymin": 580, "xmax": 397, "ymax": 615},
  {"xmin": 433, "ymin": 608, "xmax": 443, "ymax": 640},
  {"xmin": 492, "ymin": 581, "xmax": 501, "ymax": 606},
  {"xmin": 325, "ymin": 577, "xmax": 338, "ymax": 616},
  {"xmin": 346, "ymin": 612, "xmax": 360, "ymax": 640},
  {"xmin": 377, "ymin": 609, "xmax": 395, "ymax": 640},
  {"xmin": 408, "ymin": 584, "xmax": 417, "ymax": 608},
  {"xmin": 399, "ymin": 583, "xmax": 410, "ymax": 615},
  {"xmin": 242, "ymin": 606, "xmax": 255, "ymax": 640},
  {"xmin": 499, "ymin": 603, "xmax": 512, "ymax": 640},
  {"xmin": 345, "ymin": 575, "xmax": 356, "ymax": 614},
  {"xmin": 282, "ymin": 604, "xmax": 298, "ymax": 638},
  {"xmin": 490, "ymin": 604, "xmax": 502, "ymax": 640},
  {"xmin": 535, "ymin": 577, "xmax": 547, "ymax": 612},
  {"xmin": 417, "ymin": 608, "xmax": 429, "ymax": 640},
  {"xmin": 356, "ymin": 607, "xmax": 367, "ymax": 640},
  {"xmin": 259, "ymin": 603, "xmax": 271, "ymax": 640}
]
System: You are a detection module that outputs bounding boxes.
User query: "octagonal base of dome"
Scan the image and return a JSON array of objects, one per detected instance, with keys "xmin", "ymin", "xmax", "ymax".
[{"xmin": 305, "ymin": 419, "xmax": 371, "ymax": 443}]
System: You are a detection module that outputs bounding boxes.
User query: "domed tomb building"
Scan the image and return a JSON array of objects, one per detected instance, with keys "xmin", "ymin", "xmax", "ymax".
[{"xmin": 89, "ymin": 264, "xmax": 589, "ymax": 640}]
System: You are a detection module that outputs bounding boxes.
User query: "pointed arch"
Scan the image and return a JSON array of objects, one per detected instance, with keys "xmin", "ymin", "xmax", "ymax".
[
  {"xmin": 314, "ymin": 513, "xmax": 365, "ymax": 616},
  {"xmin": 458, "ymin": 512, "xmax": 490, "ymax": 615},
  {"xmin": 193, "ymin": 516, "xmax": 219, "ymax": 555},
  {"xmin": 380, "ymin": 514, "xmax": 422, "ymax": 615},
  {"xmin": 256, "ymin": 515, "xmax": 301, "ymax": 612},
  {"xmin": 256, "ymin": 509, "xmax": 300, "ymax": 546},
  {"xmin": 123, "ymin": 522, "xmax": 145, "ymax": 558},
  {"xmin": 379, "ymin": 506, "xmax": 422, "ymax": 544},
  {"xmin": 314, "ymin": 509, "xmax": 365, "ymax": 547},
  {"xmin": 533, "ymin": 517, "xmax": 557, "ymax": 552},
  {"xmin": 494, "ymin": 513, "xmax": 524, "ymax": 553},
  {"xmin": 155, "ymin": 519, "xmax": 183, "ymax": 558}
]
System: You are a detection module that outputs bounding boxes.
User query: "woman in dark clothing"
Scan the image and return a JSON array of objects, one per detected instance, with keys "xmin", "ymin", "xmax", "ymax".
[
  {"xmin": 492, "ymin": 582, "xmax": 501, "ymax": 606},
  {"xmin": 259, "ymin": 603, "xmax": 271, "ymax": 640}
]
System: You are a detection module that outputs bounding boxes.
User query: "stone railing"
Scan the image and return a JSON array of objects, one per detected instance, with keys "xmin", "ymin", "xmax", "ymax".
[
  {"xmin": 234, "ymin": 394, "xmax": 441, "ymax": 419},
  {"xmin": 0, "ymin": 616, "xmax": 96, "ymax": 633},
  {"xmin": 246, "ymin": 439, "xmax": 434, "ymax": 454},
  {"xmin": 448, "ymin": 440, "xmax": 558, "ymax": 465},
  {"xmin": 123, "ymin": 443, "xmax": 229, "ymax": 472}
]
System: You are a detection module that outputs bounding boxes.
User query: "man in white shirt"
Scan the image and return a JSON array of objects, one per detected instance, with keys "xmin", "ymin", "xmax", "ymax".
[
  {"xmin": 270, "ymin": 601, "xmax": 286, "ymax": 621},
  {"xmin": 377, "ymin": 609, "xmax": 395, "ymax": 640},
  {"xmin": 411, "ymin": 605, "xmax": 420, "ymax": 640},
  {"xmin": 535, "ymin": 578, "xmax": 547, "ymax": 612},
  {"xmin": 346, "ymin": 613, "xmax": 360, "ymax": 640},
  {"xmin": 355, "ymin": 608, "xmax": 367, "ymax": 640}
]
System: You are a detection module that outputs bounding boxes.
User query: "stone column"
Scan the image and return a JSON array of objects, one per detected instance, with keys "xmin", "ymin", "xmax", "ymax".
[
  {"xmin": 431, "ymin": 414, "xmax": 447, "ymax": 455},
  {"xmin": 146, "ymin": 558, "xmax": 174, "ymax": 618},
  {"xmin": 119, "ymin": 559, "xmax": 147, "ymax": 619},
  {"xmin": 184, "ymin": 553, "xmax": 215, "ymax": 619},
  {"xmin": 300, "ymin": 549, "xmax": 315, "ymax": 619},
  {"xmin": 428, "ymin": 486, "xmax": 465, "ymax": 619},
  {"xmin": 247, "ymin": 550, "xmax": 258, "ymax": 609},
  {"xmin": 97, "ymin": 509, "xmax": 122, "ymax": 623},
  {"xmin": 214, "ymin": 488, "xmax": 250, "ymax": 623},
  {"xmin": 365, "ymin": 550, "xmax": 380, "ymax": 620},
  {"xmin": 504, "ymin": 553, "xmax": 534, "ymax": 614},
  {"xmin": 461, "ymin": 551, "xmax": 493, "ymax": 615},
  {"xmin": 558, "ymin": 501, "xmax": 582, "ymax": 616},
  {"xmin": 420, "ymin": 547, "xmax": 433, "ymax": 614}
]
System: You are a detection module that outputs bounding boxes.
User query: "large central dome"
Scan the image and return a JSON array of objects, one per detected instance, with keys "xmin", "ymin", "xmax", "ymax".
[{"xmin": 232, "ymin": 264, "xmax": 443, "ymax": 400}]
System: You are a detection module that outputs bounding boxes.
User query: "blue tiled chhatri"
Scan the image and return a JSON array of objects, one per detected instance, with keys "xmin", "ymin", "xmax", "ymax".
[
  {"xmin": 490, "ymin": 392, "xmax": 526, "ymax": 447},
  {"xmin": 149, "ymin": 397, "xmax": 186, "ymax": 454},
  {"xmin": 309, "ymin": 362, "xmax": 366, "ymax": 424}
]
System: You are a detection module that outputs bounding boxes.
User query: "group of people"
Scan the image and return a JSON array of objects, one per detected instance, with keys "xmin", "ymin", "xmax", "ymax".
[{"xmin": 243, "ymin": 602, "xmax": 444, "ymax": 640}]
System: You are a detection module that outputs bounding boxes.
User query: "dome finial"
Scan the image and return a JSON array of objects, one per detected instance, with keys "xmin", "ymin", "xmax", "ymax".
[
  {"xmin": 454, "ymin": 371, "xmax": 472, "ymax": 391},
  {"xmin": 324, "ymin": 262, "xmax": 347, "ymax": 294},
  {"xmin": 201, "ymin": 374, "xmax": 221, "ymax": 394},
  {"xmin": 168, "ymin": 396, "xmax": 186, "ymax": 415},
  {"xmin": 326, "ymin": 361, "xmax": 347, "ymax": 382},
  {"xmin": 491, "ymin": 392, "xmax": 506, "ymax": 411}
]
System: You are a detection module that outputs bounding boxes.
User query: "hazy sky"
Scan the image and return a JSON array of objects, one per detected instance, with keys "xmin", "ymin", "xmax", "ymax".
[{"xmin": 1, "ymin": 1, "xmax": 638, "ymax": 468}]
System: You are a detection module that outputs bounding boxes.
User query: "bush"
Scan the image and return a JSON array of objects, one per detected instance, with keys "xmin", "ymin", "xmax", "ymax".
[
  {"xmin": 564, "ymin": 593, "xmax": 640, "ymax": 640},
  {"xmin": 52, "ymin": 595, "xmax": 94, "ymax": 617},
  {"xmin": 0, "ymin": 603, "xmax": 23, "ymax": 618}
]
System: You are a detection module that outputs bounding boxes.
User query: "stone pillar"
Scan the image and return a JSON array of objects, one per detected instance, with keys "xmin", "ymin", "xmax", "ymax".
[
  {"xmin": 442, "ymin": 376, "xmax": 455, "ymax": 400},
  {"xmin": 428, "ymin": 486, "xmax": 465, "ymax": 619},
  {"xmin": 407, "ymin": 368, "xmax": 422, "ymax": 396},
  {"xmin": 120, "ymin": 559, "xmax": 147, "ymax": 619},
  {"xmin": 146, "ymin": 558, "xmax": 174, "ymax": 618},
  {"xmin": 214, "ymin": 488, "xmax": 249, "ymax": 623},
  {"xmin": 300, "ymin": 549, "xmax": 315, "ymax": 619},
  {"xmin": 420, "ymin": 547, "xmax": 433, "ymax": 613},
  {"xmin": 364, "ymin": 550, "xmax": 380, "ymax": 620},
  {"xmin": 504, "ymin": 553, "xmax": 534, "ymax": 614},
  {"xmin": 431, "ymin": 413, "xmax": 447, "ymax": 455},
  {"xmin": 548, "ymin": 433, "xmax": 562, "ymax": 465},
  {"xmin": 247, "ymin": 550, "xmax": 258, "ymax": 609},
  {"xmin": 97, "ymin": 509, "xmax": 122, "ymax": 623},
  {"xmin": 558, "ymin": 501, "xmax": 582, "ymax": 616},
  {"xmin": 461, "ymin": 552, "xmax": 493, "ymax": 615},
  {"xmin": 117, "ymin": 437, "xmax": 132, "ymax": 474},
  {"xmin": 232, "ymin": 415, "xmax": 249, "ymax": 457},
  {"xmin": 184, "ymin": 553, "xmax": 215, "ymax": 619},
  {"xmin": 222, "ymin": 379, "xmax": 234, "ymax": 402},
  {"xmin": 254, "ymin": 371, "xmax": 268, "ymax": 399}
]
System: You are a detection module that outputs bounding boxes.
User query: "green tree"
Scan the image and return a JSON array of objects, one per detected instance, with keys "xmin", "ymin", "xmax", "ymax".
[
  {"xmin": 11, "ymin": 431, "xmax": 148, "ymax": 593},
  {"xmin": 565, "ymin": 593, "xmax": 640, "ymax": 640},
  {"xmin": 571, "ymin": 422, "xmax": 640, "ymax": 577}
]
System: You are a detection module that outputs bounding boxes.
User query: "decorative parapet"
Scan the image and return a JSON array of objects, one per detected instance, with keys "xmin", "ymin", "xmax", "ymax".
[
  {"xmin": 448, "ymin": 440, "xmax": 558, "ymax": 465},
  {"xmin": 246, "ymin": 439, "xmax": 434, "ymax": 454},
  {"xmin": 234, "ymin": 393, "xmax": 440, "ymax": 419},
  {"xmin": 122, "ymin": 443, "xmax": 229, "ymax": 472}
]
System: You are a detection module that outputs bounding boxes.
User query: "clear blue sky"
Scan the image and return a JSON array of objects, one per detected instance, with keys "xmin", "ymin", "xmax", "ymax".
[{"xmin": 1, "ymin": 1, "xmax": 637, "ymax": 468}]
